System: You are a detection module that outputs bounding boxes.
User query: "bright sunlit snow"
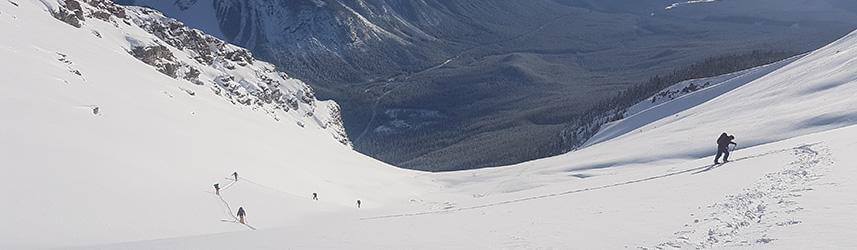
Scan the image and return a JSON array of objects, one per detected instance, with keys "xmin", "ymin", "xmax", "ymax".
[{"xmin": 2, "ymin": 0, "xmax": 857, "ymax": 249}]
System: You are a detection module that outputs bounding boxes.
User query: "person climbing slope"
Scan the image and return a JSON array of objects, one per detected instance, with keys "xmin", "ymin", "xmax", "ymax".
[
  {"xmin": 232, "ymin": 171, "xmax": 239, "ymax": 181},
  {"xmin": 312, "ymin": 192, "xmax": 318, "ymax": 201},
  {"xmin": 715, "ymin": 133, "xmax": 737, "ymax": 164},
  {"xmin": 357, "ymin": 200, "xmax": 362, "ymax": 208},
  {"xmin": 213, "ymin": 183, "xmax": 220, "ymax": 195},
  {"xmin": 237, "ymin": 207, "xmax": 246, "ymax": 224}
]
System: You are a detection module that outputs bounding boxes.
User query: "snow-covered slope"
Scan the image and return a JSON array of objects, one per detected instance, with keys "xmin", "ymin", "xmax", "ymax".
[
  {"xmin": 0, "ymin": 0, "xmax": 434, "ymax": 248},
  {"xmin": 584, "ymin": 55, "xmax": 802, "ymax": 147},
  {"xmin": 92, "ymin": 26, "xmax": 857, "ymax": 249},
  {"xmin": 5, "ymin": 0, "xmax": 857, "ymax": 249},
  {"xmin": 118, "ymin": 0, "xmax": 448, "ymax": 81},
  {"xmin": 34, "ymin": 0, "xmax": 352, "ymax": 146}
]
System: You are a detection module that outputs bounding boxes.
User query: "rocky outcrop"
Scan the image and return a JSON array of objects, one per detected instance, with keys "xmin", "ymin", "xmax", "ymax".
[
  {"xmin": 45, "ymin": 0, "xmax": 351, "ymax": 146},
  {"xmin": 50, "ymin": 0, "xmax": 84, "ymax": 27}
]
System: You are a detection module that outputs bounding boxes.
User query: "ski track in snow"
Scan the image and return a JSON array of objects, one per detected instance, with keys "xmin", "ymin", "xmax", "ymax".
[
  {"xmin": 362, "ymin": 144, "xmax": 819, "ymax": 220},
  {"xmin": 645, "ymin": 144, "xmax": 833, "ymax": 249},
  {"xmin": 213, "ymin": 177, "xmax": 257, "ymax": 231}
]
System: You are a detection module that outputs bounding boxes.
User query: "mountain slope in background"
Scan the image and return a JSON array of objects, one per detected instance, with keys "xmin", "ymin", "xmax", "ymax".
[
  {"xmin": 583, "ymin": 55, "xmax": 803, "ymax": 147},
  {"xmin": 0, "ymin": 0, "xmax": 434, "ymax": 248},
  {"xmin": 117, "ymin": 0, "xmax": 857, "ymax": 171},
  {"xmin": 77, "ymin": 23, "xmax": 857, "ymax": 249},
  {"xmin": 3, "ymin": 1, "xmax": 857, "ymax": 248}
]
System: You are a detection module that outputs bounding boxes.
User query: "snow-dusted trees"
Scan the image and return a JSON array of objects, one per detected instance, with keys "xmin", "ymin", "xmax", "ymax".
[{"xmin": 558, "ymin": 50, "xmax": 795, "ymax": 153}]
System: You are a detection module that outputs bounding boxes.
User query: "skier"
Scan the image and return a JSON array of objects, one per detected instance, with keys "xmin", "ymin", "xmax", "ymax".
[
  {"xmin": 232, "ymin": 171, "xmax": 239, "ymax": 181},
  {"xmin": 312, "ymin": 192, "xmax": 318, "ymax": 201},
  {"xmin": 356, "ymin": 199, "xmax": 362, "ymax": 208},
  {"xmin": 714, "ymin": 133, "xmax": 737, "ymax": 164},
  {"xmin": 213, "ymin": 183, "xmax": 220, "ymax": 195},
  {"xmin": 237, "ymin": 206, "xmax": 246, "ymax": 224}
]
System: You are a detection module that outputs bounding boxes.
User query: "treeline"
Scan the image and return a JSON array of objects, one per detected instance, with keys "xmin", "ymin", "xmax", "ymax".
[
  {"xmin": 358, "ymin": 50, "xmax": 799, "ymax": 171},
  {"xmin": 559, "ymin": 50, "xmax": 798, "ymax": 152}
]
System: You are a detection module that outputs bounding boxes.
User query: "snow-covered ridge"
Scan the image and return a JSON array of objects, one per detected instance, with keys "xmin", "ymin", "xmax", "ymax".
[
  {"xmin": 665, "ymin": 0, "xmax": 718, "ymax": 10},
  {"xmin": 1, "ymin": 0, "xmax": 437, "ymax": 248},
  {"xmin": 131, "ymin": 0, "xmax": 435, "ymax": 49},
  {"xmin": 47, "ymin": 0, "xmax": 350, "ymax": 145},
  {"xmin": 584, "ymin": 56, "xmax": 801, "ymax": 147},
  {"xmin": 6, "ymin": 0, "xmax": 857, "ymax": 248}
]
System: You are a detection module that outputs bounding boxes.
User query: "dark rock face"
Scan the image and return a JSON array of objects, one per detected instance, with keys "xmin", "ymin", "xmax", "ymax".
[
  {"xmin": 119, "ymin": 0, "xmax": 857, "ymax": 171},
  {"xmin": 51, "ymin": 0, "xmax": 84, "ymax": 27},
  {"xmin": 130, "ymin": 45, "xmax": 179, "ymax": 77},
  {"xmin": 206, "ymin": 0, "xmax": 456, "ymax": 85}
]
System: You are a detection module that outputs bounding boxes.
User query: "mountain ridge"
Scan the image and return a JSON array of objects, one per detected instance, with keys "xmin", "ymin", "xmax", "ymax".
[{"xmin": 117, "ymin": 0, "xmax": 857, "ymax": 171}]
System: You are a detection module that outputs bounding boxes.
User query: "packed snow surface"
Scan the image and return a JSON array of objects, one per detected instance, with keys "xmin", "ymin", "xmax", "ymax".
[{"xmin": 3, "ymin": 0, "xmax": 857, "ymax": 249}]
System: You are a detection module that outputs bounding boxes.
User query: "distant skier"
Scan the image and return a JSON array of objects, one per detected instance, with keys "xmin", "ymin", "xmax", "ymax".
[
  {"xmin": 357, "ymin": 200, "xmax": 362, "ymax": 208},
  {"xmin": 237, "ymin": 207, "xmax": 246, "ymax": 224},
  {"xmin": 714, "ymin": 133, "xmax": 737, "ymax": 164},
  {"xmin": 232, "ymin": 172, "xmax": 239, "ymax": 181},
  {"xmin": 312, "ymin": 192, "xmax": 318, "ymax": 201},
  {"xmin": 214, "ymin": 183, "xmax": 220, "ymax": 195}
]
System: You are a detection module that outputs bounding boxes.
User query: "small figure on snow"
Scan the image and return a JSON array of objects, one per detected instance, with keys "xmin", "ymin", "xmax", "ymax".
[
  {"xmin": 232, "ymin": 171, "xmax": 239, "ymax": 181},
  {"xmin": 237, "ymin": 206, "xmax": 247, "ymax": 224},
  {"xmin": 356, "ymin": 199, "xmax": 362, "ymax": 208},
  {"xmin": 214, "ymin": 183, "xmax": 220, "ymax": 195},
  {"xmin": 714, "ymin": 133, "xmax": 737, "ymax": 164},
  {"xmin": 312, "ymin": 192, "xmax": 318, "ymax": 201}
]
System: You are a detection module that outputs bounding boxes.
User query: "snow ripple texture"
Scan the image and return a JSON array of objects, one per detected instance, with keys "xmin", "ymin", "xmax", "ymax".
[{"xmin": 648, "ymin": 144, "xmax": 833, "ymax": 249}]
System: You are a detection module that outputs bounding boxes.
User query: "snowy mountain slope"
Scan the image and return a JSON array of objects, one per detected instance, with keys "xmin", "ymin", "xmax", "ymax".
[
  {"xmin": 120, "ymin": 0, "xmax": 451, "ymax": 82},
  {"xmin": 91, "ymin": 127, "xmax": 857, "ymax": 249},
  {"xmin": 89, "ymin": 26, "xmax": 857, "ymax": 249},
  {"xmin": 504, "ymin": 27, "xmax": 857, "ymax": 177},
  {"xmin": 36, "ymin": 0, "xmax": 352, "ymax": 146},
  {"xmin": 5, "ymin": 0, "xmax": 857, "ymax": 249},
  {"xmin": 117, "ymin": 0, "xmax": 857, "ymax": 172},
  {"xmin": 0, "ymin": 0, "xmax": 436, "ymax": 248},
  {"xmin": 583, "ymin": 55, "xmax": 802, "ymax": 147}
]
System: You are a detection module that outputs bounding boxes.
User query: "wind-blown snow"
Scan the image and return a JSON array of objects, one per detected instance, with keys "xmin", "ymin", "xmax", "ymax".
[{"xmin": 3, "ymin": 0, "xmax": 857, "ymax": 249}]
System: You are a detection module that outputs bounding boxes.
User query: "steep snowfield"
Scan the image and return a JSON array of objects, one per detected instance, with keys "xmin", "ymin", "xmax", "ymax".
[
  {"xmin": 0, "ymin": 0, "xmax": 433, "ymax": 248},
  {"xmin": 584, "ymin": 55, "xmax": 802, "ymax": 147},
  {"xmin": 90, "ymin": 129, "xmax": 857, "ymax": 249},
  {"xmin": 98, "ymin": 27, "xmax": 857, "ymax": 249},
  {"xmin": 4, "ymin": 0, "xmax": 857, "ymax": 249}
]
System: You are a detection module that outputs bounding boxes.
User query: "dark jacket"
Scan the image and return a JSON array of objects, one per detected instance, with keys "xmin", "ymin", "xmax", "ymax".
[
  {"xmin": 717, "ymin": 133, "xmax": 736, "ymax": 148},
  {"xmin": 237, "ymin": 207, "xmax": 246, "ymax": 217}
]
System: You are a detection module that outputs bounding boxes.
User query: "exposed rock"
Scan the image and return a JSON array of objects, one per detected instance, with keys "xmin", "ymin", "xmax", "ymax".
[
  {"xmin": 44, "ymin": 0, "xmax": 352, "ymax": 146},
  {"xmin": 129, "ymin": 45, "xmax": 181, "ymax": 78},
  {"xmin": 51, "ymin": 0, "xmax": 84, "ymax": 28}
]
